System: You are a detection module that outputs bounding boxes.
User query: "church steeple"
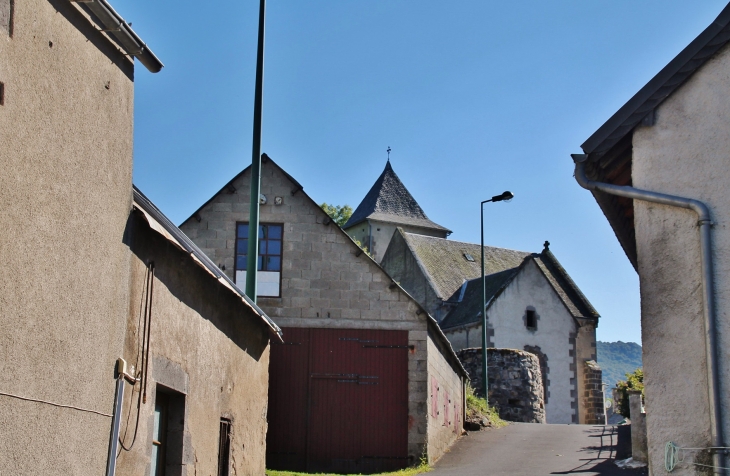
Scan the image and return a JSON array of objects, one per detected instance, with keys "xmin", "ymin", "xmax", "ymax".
[{"xmin": 343, "ymin": 160, "xmax": 450, "ymax": 234}]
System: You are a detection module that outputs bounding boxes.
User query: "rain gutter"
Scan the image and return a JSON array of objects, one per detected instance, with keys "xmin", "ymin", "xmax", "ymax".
[
  {"xmin": 572, "ymin": 154, "xmax": 724, "ymax": 473},
  {"xmin": 71, "ymin": 0, "xmax": 163, "ymax": 73}
]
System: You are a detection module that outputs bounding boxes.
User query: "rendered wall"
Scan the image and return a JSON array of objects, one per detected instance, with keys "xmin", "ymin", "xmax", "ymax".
[
  {"xmin": 445, "ymin": 260, "xmax": 581, "ymax": 424},
  {"xmin": 631, "ymin": 42, "xmax": 730, "ymax": 475},
  {"xmin": 116, "ymin": 214, "xmax": 271, "ymax": 476},
  {"xmin": 0, "ymin": 0, "xmax": 135, "ymax": 473},
  {"xmin": 179, "ymin": 160, "xmax": 465, "ymax": 462},
  {"xmin": 426, "ymin": 334, "xmax": 464, "ymax": 464}
]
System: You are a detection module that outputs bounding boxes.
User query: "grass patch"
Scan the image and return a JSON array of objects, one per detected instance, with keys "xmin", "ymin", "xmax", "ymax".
[
  {"xmin": 465, "ymin": 384, "xmax": 507, "ymax": 428},
  {"xmin": 265, "ymin": 462, "xmax": 431, "ymax": 476}
]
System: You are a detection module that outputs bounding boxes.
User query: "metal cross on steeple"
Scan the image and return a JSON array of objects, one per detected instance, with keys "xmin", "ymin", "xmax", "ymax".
[{"xmin": 387, "ymin": 146, "xmax": 391, "ymax": 162}]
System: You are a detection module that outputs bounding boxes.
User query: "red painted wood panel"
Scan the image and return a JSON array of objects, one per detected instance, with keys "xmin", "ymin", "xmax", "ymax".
[
  {"xmin": 267, "ymin": 328, "xmax": 409, "ymax": 474},
  {"xmin": 266, "ymin": 328, "xmax": 310, "ymax": 471}
]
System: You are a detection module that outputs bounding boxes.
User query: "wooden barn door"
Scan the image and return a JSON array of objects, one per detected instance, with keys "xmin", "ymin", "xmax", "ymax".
[
  {"xmin": 266, "ymin": 328, "xmax": 409, "ymax": 474},
  {"xmin": 266, "ymin": 328, "xmax": 310, "ymax": 471}
]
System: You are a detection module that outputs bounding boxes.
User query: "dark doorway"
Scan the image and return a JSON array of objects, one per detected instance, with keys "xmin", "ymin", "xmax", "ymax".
[{"xmin": 151, "ymin": 386, "xmax": 186, "ymax": 476}]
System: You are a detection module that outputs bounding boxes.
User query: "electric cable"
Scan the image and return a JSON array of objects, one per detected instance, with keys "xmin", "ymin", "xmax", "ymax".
[
  {"xmin": 0, "ymin": 390, "xmax": 112, "ymax": 417},
  {"xmin": 118, "ymin": 262, "xmax": 154, "ymax": 455}
]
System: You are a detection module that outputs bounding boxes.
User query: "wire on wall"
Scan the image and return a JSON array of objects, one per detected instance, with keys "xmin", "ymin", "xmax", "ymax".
[
  {"xmin": 118, "ymin": 261, "xmax": 155, "ymax": 455},
  {"xmin": 0, "ymin": 390, "xmax": 113, "ymax": 417}
]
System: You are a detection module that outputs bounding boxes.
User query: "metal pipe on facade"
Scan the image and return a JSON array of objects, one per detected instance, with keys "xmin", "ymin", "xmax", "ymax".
[
  {"xmin": 245, "ymin": 0, "xmax": 266, "ymax": 303},
  {"xmin": 105, "ymin": 363, "xmax": 126, "ymax": 476},
  {"xmin": 572, "ymin": 154, "xmax": 724, "ymax": 474}
]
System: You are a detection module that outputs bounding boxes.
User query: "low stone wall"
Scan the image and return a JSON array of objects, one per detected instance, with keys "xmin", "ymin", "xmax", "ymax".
[
  {"xmin": 457, "ymin": 348, "xmax": 545, "ymax": 423},
  {"xmin": 582, "ymin": 360, "xmax": 606, "ymax": 424}
]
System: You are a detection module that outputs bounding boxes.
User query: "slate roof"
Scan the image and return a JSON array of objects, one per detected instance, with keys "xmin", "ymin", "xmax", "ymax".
[
  {"xmin": 439, "ymin": 247, "xmax": 600, "ymax": 330},
  {"xmin": 400, "ymin": 231, "xmax": 531, "ymax": 300},
  {"xmin": 343, "ymin": 161, "xmax": 451, "ymax": 233},
  {"xmin": 439, "ymin": 269, "xmax": 521, "ymax": 329}
]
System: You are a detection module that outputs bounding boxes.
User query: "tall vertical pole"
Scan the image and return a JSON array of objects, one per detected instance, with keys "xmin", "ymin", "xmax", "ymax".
[
  {"xmin": 481, "ymin": 200, "xmax": 488, "ymax": 399},
  {"xmin": 246, "ymin": 0, "xmax": 266, "ymax": 303}
]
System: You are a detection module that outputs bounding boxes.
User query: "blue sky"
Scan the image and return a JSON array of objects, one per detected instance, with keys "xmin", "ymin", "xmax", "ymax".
[{"xmin": 117, "ymin": 1, "xmax": 730, "ymax": 345}]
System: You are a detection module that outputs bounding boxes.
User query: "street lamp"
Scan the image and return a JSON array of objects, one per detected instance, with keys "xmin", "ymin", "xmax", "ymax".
[{"xmin": 481, "ymin": 191, "xmax": 513, "ymax": 399}]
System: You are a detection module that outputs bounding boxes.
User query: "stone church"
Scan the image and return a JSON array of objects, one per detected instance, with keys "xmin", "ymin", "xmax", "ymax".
[{"xmin": 347, "ymin": 161, "xmax": 603, "ymax": 425}]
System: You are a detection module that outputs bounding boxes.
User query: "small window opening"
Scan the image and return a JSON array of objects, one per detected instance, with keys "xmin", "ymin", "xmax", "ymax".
[
  {"xmin": 526, "ymin": 308, "xmax": 537, "ymax": 330},
  {"xmin": 0, "ymin": 82, "xmax": 4, "ymax": 106},
  {"xmin": 1, "ymin": 0, "xmax": 13, "ymax": 37},
  {"xmin": 218, "ymin": 418, "xmax": 232, "ymax": 476},
  {"xmin": 464, "ymin": 253, "xmax": 475, "ymax": 262}
]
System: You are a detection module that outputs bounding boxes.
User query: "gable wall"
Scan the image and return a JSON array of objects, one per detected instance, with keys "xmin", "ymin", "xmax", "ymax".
[
  {"xmin": 380, "ymin": 230, "xmax": 445, "ymax": 321},
  {"xmin": 180, "ymin": 161, "xmax": 454, "ymax": 461},
  {"xmin": 0, "ymin": 1, "xmax": 135, "ymax": 473},
  {"xmin": 631, "ymin": 41, "xmax": 730, "ymax": 472},
  {"xmin": 488, "ymin": 260, "xmax": 578, "ymax": 424},
  {"xmin": 444, "ymin": 260, "xmax": 579, "ymax": 424}
]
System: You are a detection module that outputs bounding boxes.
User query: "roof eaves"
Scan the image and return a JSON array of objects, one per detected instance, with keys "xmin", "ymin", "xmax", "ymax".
[
  {"xmin": 74, "ymin": 0, "xmax": 164, "ymax": 73},
  {"xmin": 581, "ymin": 3, "xmax": 730, "ymax": 159},
  {"xmin": 132, "ymin": 186, "xmax": 283, "ymax": 340}
]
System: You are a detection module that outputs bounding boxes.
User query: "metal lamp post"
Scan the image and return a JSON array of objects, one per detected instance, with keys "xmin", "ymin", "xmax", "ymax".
[
  {"xmin": 481, "ymin": 191, "xmax": 514, "ymax": 399},
  {"xmin": 245, "ymin": 0, "xmax": 266, "ymax": 302}
]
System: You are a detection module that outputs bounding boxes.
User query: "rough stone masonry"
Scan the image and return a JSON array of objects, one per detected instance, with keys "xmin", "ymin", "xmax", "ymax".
[{"xmin": 457, "ymin": 348, "xmax": 546, "ymax": 423}]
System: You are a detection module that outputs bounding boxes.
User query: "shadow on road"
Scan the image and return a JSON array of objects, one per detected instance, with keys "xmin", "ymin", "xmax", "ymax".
[{"xmin": 551, "ymin": 426, "xmax": 647, "ymax": 476}]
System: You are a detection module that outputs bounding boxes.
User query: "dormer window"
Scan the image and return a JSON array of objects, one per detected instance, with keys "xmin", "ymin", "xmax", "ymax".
[{"xmin": 525, "ymin": 307, "xmax": 538, "ymax": 330}]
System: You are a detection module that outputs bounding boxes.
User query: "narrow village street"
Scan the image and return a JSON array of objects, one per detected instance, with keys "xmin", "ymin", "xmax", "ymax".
[{"xmin": 429, "ymin": 424, "xmax": 648, "ymax": 476}]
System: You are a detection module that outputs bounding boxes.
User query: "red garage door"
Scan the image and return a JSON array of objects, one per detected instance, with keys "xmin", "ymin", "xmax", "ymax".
[{"xmin": 267, "ymin": 328, "xmax": 409, "ymax": 474}]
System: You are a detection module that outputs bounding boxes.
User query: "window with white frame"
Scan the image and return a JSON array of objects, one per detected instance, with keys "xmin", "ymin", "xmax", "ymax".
[{"xmin": 235, "ymin": 223, "xmax": 283, "ymax": 297}]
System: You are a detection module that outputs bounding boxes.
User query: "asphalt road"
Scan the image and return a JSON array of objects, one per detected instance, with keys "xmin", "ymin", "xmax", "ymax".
[{"xmin": 428, "ymin": 424, "xmax": 648, "ymax": 476}]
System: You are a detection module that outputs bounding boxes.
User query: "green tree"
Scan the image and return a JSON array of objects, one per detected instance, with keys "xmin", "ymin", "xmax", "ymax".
[
  {"xmin": 320, "ymin": 203, "xmax": 353, "ymax": 227},
  {"xmin": 615, "ymin": 368, "xmax": 644, "ymax": 417}
]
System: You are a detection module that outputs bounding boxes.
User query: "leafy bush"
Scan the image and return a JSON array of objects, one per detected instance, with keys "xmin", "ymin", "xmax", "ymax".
[{"xmin": 615, "ymin": 368, "xmax": 644, "ymax": 418}]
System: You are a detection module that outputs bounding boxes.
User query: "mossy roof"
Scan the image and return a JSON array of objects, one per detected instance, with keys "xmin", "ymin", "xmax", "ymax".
[
  {"xmin": 401, "ymin": 231, "xmax": 530, "ymax": 301},
  {"xmin": 438, "ymin": 248, "xmax": 600, "ymax": 330}
]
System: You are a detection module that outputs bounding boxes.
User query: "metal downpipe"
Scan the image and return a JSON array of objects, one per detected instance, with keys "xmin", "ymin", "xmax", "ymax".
[{"xmin": 572, "ymin": 155, "xmax": 724, "ymax": 474}]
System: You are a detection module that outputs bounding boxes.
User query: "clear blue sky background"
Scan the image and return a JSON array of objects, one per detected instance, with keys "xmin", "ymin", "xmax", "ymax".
[{"xmin": 116, "ymin": 0, "xmax": 729, "ymax": 345}]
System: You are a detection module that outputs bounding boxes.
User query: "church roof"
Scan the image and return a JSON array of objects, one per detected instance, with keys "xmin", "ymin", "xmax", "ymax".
[
  {"xmin": 398, "ymin": 231, "xmax": 530, "ymax": 301},
  {"xmin": 438, "ymin": 246, "xmax": 600, "ymax": 330},
  {"xmin": 343, "ymin": 161, "xmax": 451, "ymax": 233}
]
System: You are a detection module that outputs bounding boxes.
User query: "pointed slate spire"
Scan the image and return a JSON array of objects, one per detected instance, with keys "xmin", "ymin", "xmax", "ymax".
[{"xmin": 343, "ymin": 161, "xmax": 450, "ymax": 233}]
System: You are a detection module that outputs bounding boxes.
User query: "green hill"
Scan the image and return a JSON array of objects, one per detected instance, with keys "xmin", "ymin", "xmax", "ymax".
[{"xmin": 596, "ymin": 341, "xmax": 643, "ymax": 389}]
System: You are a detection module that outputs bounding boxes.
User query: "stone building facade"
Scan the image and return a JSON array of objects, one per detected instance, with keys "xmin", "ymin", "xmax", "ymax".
[
  {"xmin": 343, "ymin": 161, "xmax": 451, "ymax": 262},
  {"xmin": 382, "ymin": 230, "xmax": 600, "ymax": 424},
  {"xmin": 458, "ymin": 348, "xmax": 546, "ymax": 424},
  {"xmin": 0, "ymin": 1, "xmax": 148, "ymax": 472},
  {"xmin": 0, "ymin": 2, "xmax": 276, "ymax": 474},
  {"xmin": 115, "ymin": 189, "xmax": 278, "ymax": 475},
  {"xmin": 573, "ymin": 3, "xmax": 730, "ymax": 472},
  {"xmin": 179, "ymin": 156, "xmax": 468, "ymax": 470}
]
